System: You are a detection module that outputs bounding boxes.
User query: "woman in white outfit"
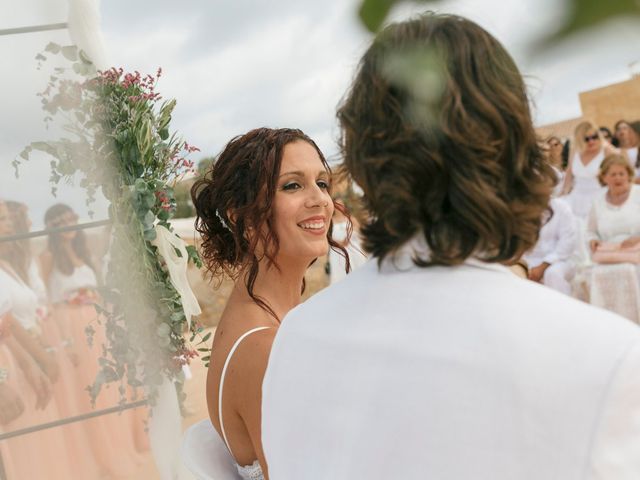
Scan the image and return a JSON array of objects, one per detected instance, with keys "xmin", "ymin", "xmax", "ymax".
[
  {"xmin": 587, "ymin": 154, "xmax": 640, "ymax": 323},
  {"xmin": 191, "ymin": 128, "xmax": 350, "ymax": 480},
  {"xmin": 614, "ymin": 120, "xmax": 640, "ymax": 180},
  {"xmin": 524, "ymin": 197, "xmax": 577, "ymax": 295},
  {"xmin": 562, "ymin": 121, "xmax": 616, "ymax": 220}
]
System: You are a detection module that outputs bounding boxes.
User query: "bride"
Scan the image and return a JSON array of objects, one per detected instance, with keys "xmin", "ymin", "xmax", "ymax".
[{"xmin": 191, "ymin": 127, "xmax": 349, "ymax": 479}]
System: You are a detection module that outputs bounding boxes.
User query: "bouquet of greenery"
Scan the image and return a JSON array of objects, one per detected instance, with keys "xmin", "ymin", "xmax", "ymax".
[{"xmin": 17, "ymin": 43, "xmax": 208, "ymax": 408}]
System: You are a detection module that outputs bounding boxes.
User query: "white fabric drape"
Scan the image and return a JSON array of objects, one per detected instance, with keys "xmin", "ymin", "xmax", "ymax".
[
  {"xmin": 151, "ymin": 224, "xmax": 202, "ymax": 330},
  {"xmin": 67, "ymin": 0, "xmax": 108, "ymax": 69}
]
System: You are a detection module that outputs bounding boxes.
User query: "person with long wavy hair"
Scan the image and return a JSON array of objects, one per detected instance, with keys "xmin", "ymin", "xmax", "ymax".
[
  {"xmin": 41, "ymin": 203, "xmax": 144, "ymax": 478},
  {"xmin": 614, "ymin": 119, "xmax": 640, "ymax": 182},
  {"xmin": 262, "ymin": 13, "xmax": 640, "ymax": 479},
  {"xmin": 0, "ymin": 199, "xmax": 79, "ymax": 479},
  {"xmin": 191, "ymin": 127, "xmax": 349, "ymax": 479}
]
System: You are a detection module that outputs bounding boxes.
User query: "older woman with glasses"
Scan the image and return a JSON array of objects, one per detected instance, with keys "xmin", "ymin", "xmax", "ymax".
[{"xmin": 562, "ymin": 121, "xmax": 617, "ymax": 220}]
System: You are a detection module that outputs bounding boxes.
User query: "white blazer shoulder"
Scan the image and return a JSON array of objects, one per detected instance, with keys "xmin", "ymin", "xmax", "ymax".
[{"xmin": 262, "ymin": 238, "xmax": 640, "ymax": 480}]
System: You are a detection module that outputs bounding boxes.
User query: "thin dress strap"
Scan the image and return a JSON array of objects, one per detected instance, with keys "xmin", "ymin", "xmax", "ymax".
[{"xmin": 218, "ymin": 326, "xmax": 271, "ymax": 456}]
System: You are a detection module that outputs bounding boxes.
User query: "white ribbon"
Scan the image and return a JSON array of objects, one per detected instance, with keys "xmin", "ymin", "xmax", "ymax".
[{"xmin": 151, "ymin": 224, "xmax": 201, "ymax": 329}]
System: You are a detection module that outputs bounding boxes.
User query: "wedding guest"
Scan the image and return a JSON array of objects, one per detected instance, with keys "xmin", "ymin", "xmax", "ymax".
[
  {"xmin": 562, "ymin": 121, "xmax": 616, "ymax": 220},
  {"xmin": 586, "ymin": 154, "xmax": 640, "ymax": 322},
  {"xmin": 599, "ymin": 126, "xmax": 614, "ymax": 145},
  {"xmin": 524, "ymin": 197, "xmax": 576, "ymax": 295},
  {"xmin": 614, "ymin": 119, "xmax": 640, "ymax": 179},
  {"xmin": 191, "ymin": 128, "xmax": 349, "ymax": 480},
  {"xmin": 42, "ymin": 203, "xmax": 142, "ymax": 478},
  {"xmin": 2, "ymin": 201, "xmax": 59, "ymax": 382},
  {"xmin": 0, "ymin": 198, "xmax": 77, "ymax": 480},
  {"xmin": 545, "ymin": 136, "xmax": 565, "ymax": 196},
  {"xmin": 262, "ymin": 13, "xmax": 640, "ymax": 480},
  {"xmin": 0, "ymin": 289, "xmax": 25, "ymax": 427}
]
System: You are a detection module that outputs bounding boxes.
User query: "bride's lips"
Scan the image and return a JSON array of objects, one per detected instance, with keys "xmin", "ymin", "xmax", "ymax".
[{"xmin": 297, "ymin": 215, "xmax": 327, "ymax": 236}]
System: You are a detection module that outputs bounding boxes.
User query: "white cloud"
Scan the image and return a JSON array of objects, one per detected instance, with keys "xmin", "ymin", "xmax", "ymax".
[{"xmin": 3, "ymin": 0, "xmax": 640, "ymax": 229}]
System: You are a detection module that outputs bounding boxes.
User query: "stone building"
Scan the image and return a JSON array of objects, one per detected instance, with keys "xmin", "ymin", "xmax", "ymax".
[{"xmin": 537, "ymin": 74, "xmax": 640, "ymax": 140}]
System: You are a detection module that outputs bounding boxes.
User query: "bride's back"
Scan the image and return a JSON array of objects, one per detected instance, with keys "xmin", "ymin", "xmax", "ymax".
[{"xmin": 205, "ymin": 291, "xmax": 276, "ymax": 468}]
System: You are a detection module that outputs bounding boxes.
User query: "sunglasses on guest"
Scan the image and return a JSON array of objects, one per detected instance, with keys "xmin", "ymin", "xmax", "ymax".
[{"xmin": 584, "ymin": 133, "xmax": 600, "ymax": 142}]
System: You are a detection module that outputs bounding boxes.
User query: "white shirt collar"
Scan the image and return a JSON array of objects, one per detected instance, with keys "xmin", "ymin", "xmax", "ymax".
[{"xmin": 381, "ymin": 233, "xmax": 512, "ymax": 275}]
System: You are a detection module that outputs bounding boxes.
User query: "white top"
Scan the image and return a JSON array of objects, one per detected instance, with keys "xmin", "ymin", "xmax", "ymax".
[
  {"xmin": 524, "ymin": 197, "xmax": 576, "ymax": 266},
  {"xmin": 586, "ymin": 185, "xmax": 640, "ymax": 243},
  {"xmin": 218, "ymin": 327, "xmax": 269, "ymax": 480},
  {"xmin": 48, "ymin": 263, "xmax": 98, "ymax": 304},
  {"xmin": 0, "ymin": 268, "xmax": 39, "ymax": 330},
  {"xmin": 551, "ymin": 165, "xmax": 565, "ymax": 198},
  {"xmin": 28, "ymin": 260, "xmax": 48, "ymax": 305},
  {"xmin": 263, "ymin": 235, "xmax": 640, "ymax": 480},
  {"xmin": 0, "ymin": 288, "xmax": 11, "ymax": 319},
  {"xmin": 567, "ymin": 149, "xmax": 606, "ymax": 219},
  {"xmin": 624, "ymin": 146, "xmax": 639, "ymax": 173}
]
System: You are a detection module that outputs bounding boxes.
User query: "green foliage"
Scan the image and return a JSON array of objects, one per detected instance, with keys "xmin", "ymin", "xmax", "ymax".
[
  {"xmin": 358, "ymin": 0, "xmax": 438, "ymax": 32},
  {"xmin": 173, "ymin": 179, "xmax": 195, "ymax": 219},
  {"xmin": 16, "ymin": 45, "xmax": 206, "ymax": 410},
  {"xmin": 197, "ymin": 156, "xmax": 215, "ymax": 175},
  {"xmin": 358, "ymin": 0, "xmax": 640, "ymax": 45},
  {"xmin": 536, "ymin": 0, "xmax": 640, "ymax": 48}
]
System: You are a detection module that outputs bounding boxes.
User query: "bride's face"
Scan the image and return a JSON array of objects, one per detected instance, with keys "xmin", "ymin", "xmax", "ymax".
[{"xmin": 271, "ymin": 141, "xmax": 334, "ymax": 263}]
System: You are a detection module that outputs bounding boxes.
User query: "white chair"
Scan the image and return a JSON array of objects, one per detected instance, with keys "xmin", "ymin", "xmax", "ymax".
[{"xmin": 181, "ymin": 419, "xmax": 242, "ymax": 480}]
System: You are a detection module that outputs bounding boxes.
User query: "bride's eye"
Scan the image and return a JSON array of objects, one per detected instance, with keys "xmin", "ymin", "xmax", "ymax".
[
  {"xmin": 317, "ymin": 180, "xmax": 330, "ymax": 190},
  {"xmin": 282, "ymin": 182, "xmax": 301, "ymax": 191}
]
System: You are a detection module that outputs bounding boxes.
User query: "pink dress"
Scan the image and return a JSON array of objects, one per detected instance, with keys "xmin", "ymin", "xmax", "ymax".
[
  {"xmin": 48, "ymin": 263, "xmax": 145, "ymax": 477},
  {"xmin": 0, "ymin": 267, "xmax": 77, "ymax": 480}
]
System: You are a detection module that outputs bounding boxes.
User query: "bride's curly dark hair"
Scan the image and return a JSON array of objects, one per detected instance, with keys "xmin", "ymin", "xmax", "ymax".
[
  {"xmin": 337, "ymin": 13, "xmax": 555, "ymax": 266},
  {"xmin": 192, "ymin": 127, "xmax": 350, "ymax": 319}
]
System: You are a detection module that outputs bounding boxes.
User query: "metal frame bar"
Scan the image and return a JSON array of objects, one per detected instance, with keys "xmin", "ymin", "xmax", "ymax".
[
  {"xmin": 0, "ymin": 23, "xmax": 68, "ymax": 37},
  {"xmin": 0, "ymin": 399, "xmax": 148, "ymax": 442},
  {"xmin": 0, "ymin": 219, "xmax": 111, "ymax": 243}
]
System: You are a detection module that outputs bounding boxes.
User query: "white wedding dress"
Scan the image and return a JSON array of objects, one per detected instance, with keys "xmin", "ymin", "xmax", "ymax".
[{"xmin": 183, "ymin": 327, "xmax": 269, "ymax": 480}]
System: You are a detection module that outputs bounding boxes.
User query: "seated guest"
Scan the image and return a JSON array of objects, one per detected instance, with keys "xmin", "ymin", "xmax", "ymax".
[
  {"xmin": 587, "ymin": 154, "xmax": 640, "ymax": 323},
  {"xmin": 524, "ymin": 197, "xmax": 576, "ymax": 295}
]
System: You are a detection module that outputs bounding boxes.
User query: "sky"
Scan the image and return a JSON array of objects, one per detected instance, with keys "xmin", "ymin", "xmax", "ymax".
[{"xmin": 1, "ymin": 0, "xmax": 640, "ymax": 229}]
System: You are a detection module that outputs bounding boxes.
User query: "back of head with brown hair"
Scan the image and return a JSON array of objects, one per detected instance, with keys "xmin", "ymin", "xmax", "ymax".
[{"xmin": 337, "ymin": 12, "xmax": 554, "ymax": 267}]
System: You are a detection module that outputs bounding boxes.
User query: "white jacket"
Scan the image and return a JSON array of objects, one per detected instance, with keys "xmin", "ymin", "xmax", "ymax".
[{"xmin": 263, "ymin": 236, "xmax": 640, "ymax": 479}]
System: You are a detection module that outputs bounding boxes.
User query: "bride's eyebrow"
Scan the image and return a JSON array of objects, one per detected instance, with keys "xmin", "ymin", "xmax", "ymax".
[
  {"xmin": 279, "ymin": 171, "xmax": 304, "ymax": 178},
  {"xmin": 279, "ymin": 170, "xmax": 329, "ymax": 179}
]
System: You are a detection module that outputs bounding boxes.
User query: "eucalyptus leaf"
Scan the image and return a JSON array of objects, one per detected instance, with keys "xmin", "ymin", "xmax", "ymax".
[
  {"xmin": 45, "ymin": 42, "xmax": 61, "ymax": 54},
  {"xmin": 61, "ymin": 45, "xmax": 78, "ymax": 62},
  {"xmin": 144, "ymin": 228, "xmax": 157, "ymax": 241}
]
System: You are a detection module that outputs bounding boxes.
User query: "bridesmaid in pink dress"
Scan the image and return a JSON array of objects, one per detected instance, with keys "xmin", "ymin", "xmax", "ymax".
[
  {"xmin": 42, "ymin": 203, "xmax": 144, "ymax": 478},
  {"xmin": 4, "ymin": 200, "xmax": 103, "ymax": 479},
  {"xmin": 0, "ymin": 199, "xmax": 79, "ymax": 480}
]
